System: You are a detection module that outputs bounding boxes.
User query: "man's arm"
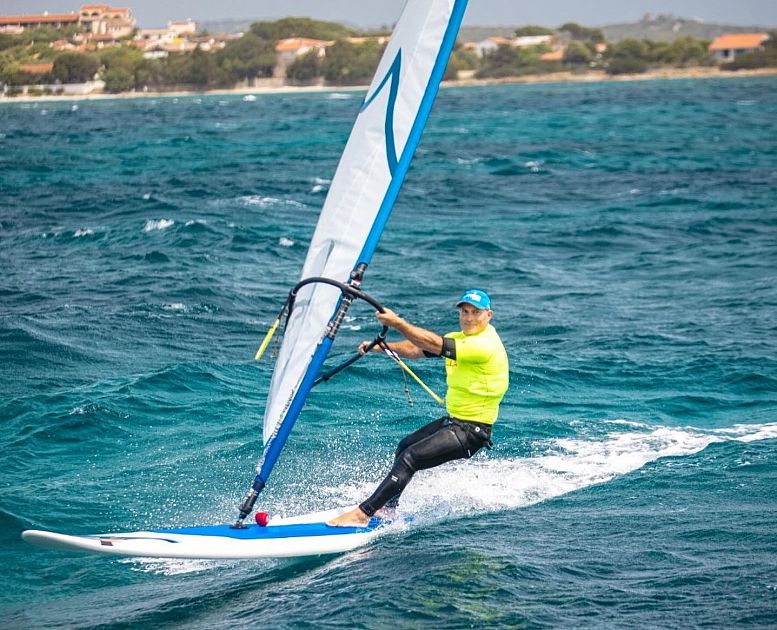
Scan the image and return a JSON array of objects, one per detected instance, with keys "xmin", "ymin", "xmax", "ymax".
[{"xmin": 377, "ymin": 308, "xmax": 444, "ymax": 357}]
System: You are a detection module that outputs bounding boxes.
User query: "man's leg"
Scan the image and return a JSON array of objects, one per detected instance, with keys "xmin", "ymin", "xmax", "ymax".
[
  {"xmin": 329, "ymin": 419, "xmax": 469, "ymax": 526},
  {"xmin": 383, "ymin": 416, "xmax": 448, "ymax": 510}
]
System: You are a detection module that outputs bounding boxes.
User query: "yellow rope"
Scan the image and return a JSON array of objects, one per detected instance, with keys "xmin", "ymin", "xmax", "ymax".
[{"xmin": 382, "ymin": 348, "xmax": 444, "ymax": 405}]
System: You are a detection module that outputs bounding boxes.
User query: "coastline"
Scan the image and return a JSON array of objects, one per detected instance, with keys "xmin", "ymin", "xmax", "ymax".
[{"xmin": 2, "ymin": 66, "xmax": 776, "ymax": 104}]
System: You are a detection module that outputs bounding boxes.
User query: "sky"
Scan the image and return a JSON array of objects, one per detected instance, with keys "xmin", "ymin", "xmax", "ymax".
[{"xmin": 3, "ymin": 0, "xmax": 776, "ymax": 30}]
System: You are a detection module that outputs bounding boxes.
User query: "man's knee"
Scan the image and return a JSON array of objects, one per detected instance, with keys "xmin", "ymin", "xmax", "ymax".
[
  {"xmin": 391, "ymin": 449, "xmax": 418, "ymax": 485},
  {"xmin": 398, "ymin": 449, "xmax": 418, "ymax": 473}
]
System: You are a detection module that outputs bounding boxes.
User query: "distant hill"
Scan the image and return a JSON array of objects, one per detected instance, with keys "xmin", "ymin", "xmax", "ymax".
[
  {"xmin": 198, "ymin": 17, "xmax": 384, "ymax": 36},
  {"xmin": 200, "ymin": 15, "xmax": 775, "ymax": 43},
  {"xmin": 600, "ymin": 14, "xmax": 774, "ymax": 42},
  {"xmin": 460, "ymin": 17, "xmax": 774, "ymax": 44}
]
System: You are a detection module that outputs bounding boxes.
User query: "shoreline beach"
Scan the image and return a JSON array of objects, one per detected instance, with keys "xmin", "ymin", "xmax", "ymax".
[{"xmin": 2, "ymin": 66, "xmax": 776, "ymax": 105}]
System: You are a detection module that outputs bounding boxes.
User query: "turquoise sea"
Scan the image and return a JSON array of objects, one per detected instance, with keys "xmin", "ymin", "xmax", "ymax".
[{"xmin": 1, "ymin": 76, "xmax": 776, "ymax": 628}]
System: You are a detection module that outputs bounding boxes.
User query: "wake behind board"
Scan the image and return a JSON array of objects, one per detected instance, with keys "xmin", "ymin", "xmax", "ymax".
[{"xmin": 22, "ymin": 508, "xmax": 390, "ymax": 559}]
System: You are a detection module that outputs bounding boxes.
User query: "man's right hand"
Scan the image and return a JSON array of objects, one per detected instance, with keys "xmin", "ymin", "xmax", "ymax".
[
  {"xmin": 376, "ymin": 308, "xmax": 403, "ymax": 329},
  {"xmin": 358, "ymin": 340, "xmax": 375, "ymax": 355}
]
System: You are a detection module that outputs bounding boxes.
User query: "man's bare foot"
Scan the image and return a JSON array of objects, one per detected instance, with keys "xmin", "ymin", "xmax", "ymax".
[{"xmin": 327, "ymin": 506, "xmax": 371, "ymax": 527}]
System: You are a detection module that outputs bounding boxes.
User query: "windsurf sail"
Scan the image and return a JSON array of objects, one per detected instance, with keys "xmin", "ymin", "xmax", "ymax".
[{"xmin": 235, "ymin": 0, "xmax": 468, "ymax": 527}]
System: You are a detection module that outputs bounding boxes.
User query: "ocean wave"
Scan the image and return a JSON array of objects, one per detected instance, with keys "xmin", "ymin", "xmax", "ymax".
[
  {"xmin": 328, "ymin": 421, "xmax": 776, "ymax": 522},
  {"xmin": 711, "ymin": 422, "xmax": 777, "ymax": 443},
  {"xmin": 236, "ymin": 195, "xmax": 306, "ymax": 209},
  {"xmin": 143, "ymin": 219, "xmax": 175, "ymax": 232}
]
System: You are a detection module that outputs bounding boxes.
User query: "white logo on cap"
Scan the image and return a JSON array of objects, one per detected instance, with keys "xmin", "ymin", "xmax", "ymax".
[{"xmin": 465, "ymin": 292, "xmax": 482, "ymax": 302}]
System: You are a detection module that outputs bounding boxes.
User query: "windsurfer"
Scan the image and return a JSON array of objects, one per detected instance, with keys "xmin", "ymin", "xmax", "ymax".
[{"xmin": 328, "ymin": 289, "xmax": 509, "ymax": 527}]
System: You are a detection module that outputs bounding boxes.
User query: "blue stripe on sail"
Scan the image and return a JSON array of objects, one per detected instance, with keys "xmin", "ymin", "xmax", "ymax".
[
  {"xmin": 357, "ymin": 0, "xmax": 469, "ymax": 266},
  {"xmin": 361, "ymin": 51, "xmax": 402, "ymax": 176}
]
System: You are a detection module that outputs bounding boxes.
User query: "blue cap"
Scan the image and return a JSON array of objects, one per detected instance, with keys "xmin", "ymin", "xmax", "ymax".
[{"xmin": 456, "ymin": 289, "xmax": 492, "ymax": 310}]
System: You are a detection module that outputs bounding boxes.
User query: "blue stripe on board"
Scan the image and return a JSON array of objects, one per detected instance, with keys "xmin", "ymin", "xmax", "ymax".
[{"xmin": 152, "ymin": 521, "xmax": 377, "ymax": 539}]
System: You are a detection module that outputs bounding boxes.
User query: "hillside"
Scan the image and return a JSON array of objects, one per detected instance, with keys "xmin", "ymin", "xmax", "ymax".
[
  {"xmin": 204, "ymin": 15, "xmax": 775, "ymax": 43},
  {"xmin": 600, "ymin": 14, "xmax": 775, "ymax": 42}
]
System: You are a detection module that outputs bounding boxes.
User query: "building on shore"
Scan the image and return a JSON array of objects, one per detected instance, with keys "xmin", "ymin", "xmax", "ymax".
[
  {"xmin": 79, "ymin": 4, "xmax": 134, "ymax": 39},
  {"xmin": 134, "ymin": 19, "xmax": 219, "ymax": 57},
  {"xmin": 0, "ymin": 4, "xmax": 135, "ymax": 40},
  {"xmin": 468, "ymin": 35, "xmax": 555, "ymax": 58},
  {"xmin": 708, "ymin": 33, "xmax": 769, "ymax": 62},
  {"xmin": 0, "ymin": 12, "xmax": 79, "ymax": 34}
]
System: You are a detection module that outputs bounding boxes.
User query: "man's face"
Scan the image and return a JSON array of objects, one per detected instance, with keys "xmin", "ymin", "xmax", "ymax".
[{"xmin": 458, "ymin": 303, "xmax": 492, "ymax": 335}]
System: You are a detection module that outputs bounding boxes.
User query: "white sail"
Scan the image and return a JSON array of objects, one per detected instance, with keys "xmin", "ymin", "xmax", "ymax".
[{"xmin": 262, "ymin": 0, "xmax": 467, "ymax": 443}]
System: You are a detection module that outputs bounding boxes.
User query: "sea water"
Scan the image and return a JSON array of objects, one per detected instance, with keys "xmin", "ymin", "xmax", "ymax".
[{"xmin": 1, "ymin": 77, "xmax": 776, "ymax": 628}]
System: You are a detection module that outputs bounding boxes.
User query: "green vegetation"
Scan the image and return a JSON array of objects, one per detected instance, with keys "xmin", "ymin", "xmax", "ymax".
[
  {"xmin": 1, "ymin": 17, "xmax": 771, "ymax": 96},
  {"xmin": 648, "ymin": 36, "xmax": 709, "ymax": 65},
  {"xmin": 53, "ymin": 52, "xmax": 100, "ymax": 83},
  {"xmin": 563, "ymin": 41, "xmax": 594, "ymax": 65},
  {"xmin": 444, "ymin": 45, "xmax": 479, "ymax": 80},
  {"xmin": 559, "ymin": 22, "xmax": 605, "ymax": 43},
  {"xmin": 606, "ymin": 38, "xmax": 650, "ymax": 74},
  {"xmin": 287, "ymin": 51, "xmax": 322, "ymax": 84},
  {"xmin": 604, "ymin": 36, "xmax": 711, "ymax": 74},
  {"xmin": 218, "ymin": 33, "xmax": 277, "ymax": 82},
  {"xmin": 249, "ymin": 17, "xmax": 356, "ymax": 42},
  {"xmin": 514, "ymin": 26, "xmax": 554, "ymax": 37},
  {"xmin": 321, "ymin": 39, "xmax": 384, "ymax": 85},
  {"xmin": 100, "ymin": 46, "xmax": 145, "ymax": 92},
  {"xmin": 476, "ymin": 43, "xmax": 554, "ymax": 79}
]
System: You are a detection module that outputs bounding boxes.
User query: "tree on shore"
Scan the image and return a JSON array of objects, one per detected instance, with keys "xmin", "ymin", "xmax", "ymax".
[
  {"xmin": 515, "ymin": 25, "xmax": 554, "ymax": 37},
  {"xmin": 133, "ymin": 58, "xmax": 165, "ymax": 90},
  {"xmin": 605, "ymin": 38, "xmax": 650, "ymax": 74},
  {"xmin": 604, "ymin": 35, "xmax": 712, "ymax": 74},
  {"xmin": 101, "ymin": 47, "xmax": 141, "ymax": 94},
  {"xmin": 559, "ymin": 22, "xmax": 605, "ymax": 43},
  {"xmin": 216, "ymin": 33, "xmax": 277, "ymax": 82},
  {"xmin": 250, "ymin": 17, "xmax": 355, "ymax": 42},
  {"xmin": 53, "ymin": 52, "xmax": 99, "ymax": 83},
  {"xmin": 477, "ymin": 43, "xmax": 551, "ymax": 78},
  {"xmin": 103, "ymin": 67, "xmax": 134, "ymax": 92},
  {"xmin": 287, "ymin": 50, "xmax": 321, "ymax": 83},
  {"xmin": 444, "ymin": 44, "xmax": 479, "ymax": 80},
  {"xmin": 563, "ymin": 41, "xmax": 594, "ymax": 65},
  {"xmin": 648, "ymin": 36, "xmax": 709, "ymax": 66},
  {"xmin": 321, "ymin": 39, "xmax": 383, "ymax": 85}
]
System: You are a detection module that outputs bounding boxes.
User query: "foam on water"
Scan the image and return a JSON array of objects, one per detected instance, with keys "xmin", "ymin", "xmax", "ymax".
[
  {"xmin": 123, "ymin": 556, "xmax": 247, "ymax": 576},
  {"xmin": 331, "ymin": 421, "xmax": 776, "ymax": 524},
  {"xmin": 236, "ymin": 195, "xmax": 306, "ymax": 209},
  {"xmin": 143, "ymin": 218, "xmax": 175, "ymax": 232}
]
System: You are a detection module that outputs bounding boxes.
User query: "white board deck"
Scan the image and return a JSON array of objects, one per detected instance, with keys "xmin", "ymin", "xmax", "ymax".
[{"xmin": 22, "ymin": 508, "xmax": 389, "ymax": 559}]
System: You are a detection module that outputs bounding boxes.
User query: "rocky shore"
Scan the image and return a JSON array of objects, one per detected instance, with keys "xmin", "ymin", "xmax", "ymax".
[{"xmin": 2, "ymin": 65, "xmax": 776, "ymax": 104}]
